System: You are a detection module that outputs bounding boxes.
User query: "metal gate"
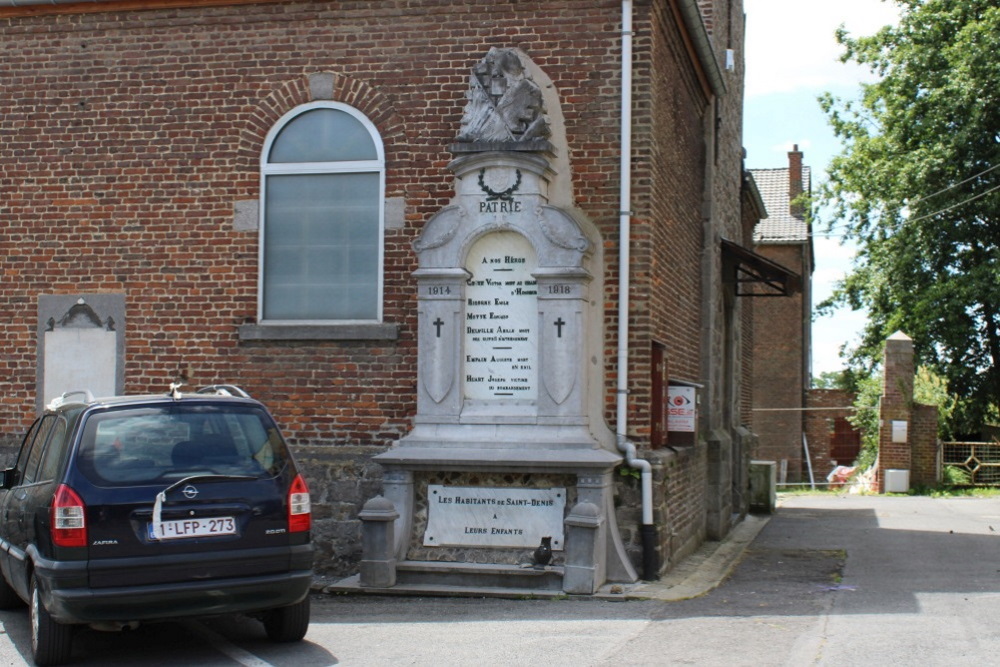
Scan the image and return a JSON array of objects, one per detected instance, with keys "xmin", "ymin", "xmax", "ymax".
[{"xmin": 941, "ymin": 442, "xmax": 1000, "ymax": 485}]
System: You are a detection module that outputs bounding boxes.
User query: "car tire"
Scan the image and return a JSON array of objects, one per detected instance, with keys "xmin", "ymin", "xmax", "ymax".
[
  {"xmin": 0, "ymin": 575, "xmax": 23, "ymax": 610},
  {"xmin": 30, "ymin": 576, "xmax": 74, "ymax": 666},
  {"xmin": 262, "ymin": 595, "xmax": 310, "ymax": 643}
]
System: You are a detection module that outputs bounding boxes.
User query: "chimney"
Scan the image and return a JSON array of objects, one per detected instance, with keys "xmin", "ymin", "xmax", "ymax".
[{"xmin": 788, "ymin": 144, "xmax": 804, "ymax": 218}]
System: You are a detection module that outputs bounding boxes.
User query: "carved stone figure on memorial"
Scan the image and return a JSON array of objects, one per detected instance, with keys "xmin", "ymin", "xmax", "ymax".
[{"xmin": 456, "ymin": 48, "xmax": 550, "ymax": 144}]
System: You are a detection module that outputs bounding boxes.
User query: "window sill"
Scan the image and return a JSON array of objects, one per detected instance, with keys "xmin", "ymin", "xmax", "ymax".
[{"xmin": 238, "ymin": 323, "xmax": 399, "ymax": 342}]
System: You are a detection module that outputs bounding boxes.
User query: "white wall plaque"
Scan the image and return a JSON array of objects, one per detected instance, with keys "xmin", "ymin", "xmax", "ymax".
[
  {"xmin": 463, "ymin": 232, "xmax": 538, "ymax": 400},
  {"xmin": 424, "ymin": 485, "xmax": 565, "ymax": 549},
  {"xmin": 43, "ymin": 328, "xmax": 117, "ymax": 405},
  {"xmin": 891, "ymin": 420, "xmax": 908, "ymax": 443}
]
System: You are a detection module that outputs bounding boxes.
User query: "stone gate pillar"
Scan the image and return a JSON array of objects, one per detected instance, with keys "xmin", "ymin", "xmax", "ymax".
[
  {"xmin": 879, "ymin": 332, "xmax": 914, "ymax": 492},
  {"xmin": 877, "ymin": 332, "xmax": 940, "ymax": 492}
]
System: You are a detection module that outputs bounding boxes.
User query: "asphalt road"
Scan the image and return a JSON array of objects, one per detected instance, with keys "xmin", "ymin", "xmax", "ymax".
[{"xmin": 2, "ymin": 494, "xmax": 999, "ymax": 666}]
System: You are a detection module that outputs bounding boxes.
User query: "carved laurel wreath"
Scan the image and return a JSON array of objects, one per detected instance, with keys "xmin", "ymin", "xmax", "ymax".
[{"xmin": 478, "ymin": 168, "xmax": 522, "ymax": 202}]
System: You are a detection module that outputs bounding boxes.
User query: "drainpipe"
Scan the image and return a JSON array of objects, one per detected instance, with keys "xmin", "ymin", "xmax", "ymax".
[{"xmin": 617, "ymin": 0, "xmax": 657, "ymax": 581}]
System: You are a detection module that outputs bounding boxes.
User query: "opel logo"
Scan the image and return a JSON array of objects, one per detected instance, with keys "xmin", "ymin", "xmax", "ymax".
[{"xmin": 182, "ymin": 485, "xmax": 199, "ymax": 499}]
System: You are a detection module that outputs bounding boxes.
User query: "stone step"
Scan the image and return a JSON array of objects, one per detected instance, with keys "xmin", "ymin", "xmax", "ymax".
[
  {"xmin": 322, "ymin": 573, "xmax": 573, "ymax": 599},
  {"xmin": 395, "ymin": 560, "xmax": 564, "ymax": 591}
]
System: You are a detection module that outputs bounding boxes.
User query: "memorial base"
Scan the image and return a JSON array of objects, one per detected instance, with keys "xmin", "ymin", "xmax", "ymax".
[{"xmin": 367, "ymin": 444, "xmax": 638, "ymax": 595}]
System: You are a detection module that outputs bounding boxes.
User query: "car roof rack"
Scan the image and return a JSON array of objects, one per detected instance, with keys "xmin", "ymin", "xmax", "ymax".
[
  {"xmin": 195, "ymin": 384, "xmax": 252, "ymax": 399},
  {"xmin": 167, "ymin": 383, "xmax": 252, "ymax": 400},
  {"xmin": 46, "ymin": 390, "xmax": 96, "ymax": 410}
]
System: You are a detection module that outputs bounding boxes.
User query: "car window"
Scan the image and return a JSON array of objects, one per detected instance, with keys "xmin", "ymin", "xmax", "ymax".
[
  {"xmin": 21, "ymin": 416, "xmax": 57, "ymax": 485},
  {"xmin": 13, "ymin": 418, "xmax": 44, "ymax": 472},
  {"xmin": 37, "ymin": 419, "xmax": 69, "ymax": 482},
  {"xmin": 76, "ymin": 404, "xmax": 287, "ymax": 486}
]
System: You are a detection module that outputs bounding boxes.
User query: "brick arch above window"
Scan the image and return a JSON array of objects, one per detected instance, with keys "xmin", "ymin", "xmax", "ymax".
[{"xmin": 238, "ymin": 72, "xmax": 408, "ymax": 192}]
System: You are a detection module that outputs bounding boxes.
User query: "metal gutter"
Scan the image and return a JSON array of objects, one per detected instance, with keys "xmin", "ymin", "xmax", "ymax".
[{"xmin": 677, "ymin": 0, "xmax": 727, "ymax": 97}]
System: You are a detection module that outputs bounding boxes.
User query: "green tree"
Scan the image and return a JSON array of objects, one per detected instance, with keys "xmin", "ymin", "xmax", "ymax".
[
  {"xmin": 819, "ymin": 0, "xmax": 1000, "ymax": 435},
  {"xmin": 847, "ymin": 373, "xmax": 882, "ymax": 471},
  {"xmin": 812, "ymin": 370, "xmax": 850, "ymax": 390}
]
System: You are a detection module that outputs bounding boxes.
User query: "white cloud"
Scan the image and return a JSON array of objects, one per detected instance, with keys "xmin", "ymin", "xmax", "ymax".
[
  {"xmin": 744, "ymin": 0, "xmax": 900, "ymax": 99},
  {"xmin": 813, "ymin": 236, "xmax": 856, "ymax": 263},
  {"xmin": 812, "ymin": 307, "xmax": 868, "ymax": 375}
]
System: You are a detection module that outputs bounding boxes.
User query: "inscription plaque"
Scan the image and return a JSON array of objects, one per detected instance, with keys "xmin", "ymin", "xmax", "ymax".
[
  {"xmin": 424, "ymin": 485, "xmax": 565, "ymax": 549},
  {"xmin": 464, "ymin": 232, "xmax": 538, "ymax": 400}
]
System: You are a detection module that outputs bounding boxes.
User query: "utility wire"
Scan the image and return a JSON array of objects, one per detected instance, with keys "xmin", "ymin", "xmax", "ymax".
[
  {"xmin": 815, "ymin": 162, "xmax": 1000, "ymax": 235},
  {"xmin": 909, "ymin": 161, "xmax": 1000, "ymax": 205},
  {"xmin": 906, "ymin": 181, "xmax": 1000, "ymax": 225}
]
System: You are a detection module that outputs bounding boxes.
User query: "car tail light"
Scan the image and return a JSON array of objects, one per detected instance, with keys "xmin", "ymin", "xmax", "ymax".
[
  {"xmin": 288, "ymin": 474, "xmax": 311, "ymax": 533},
  {"xmin": 51, "ymin": 484, "xmax": 87, "ymax": 548}
]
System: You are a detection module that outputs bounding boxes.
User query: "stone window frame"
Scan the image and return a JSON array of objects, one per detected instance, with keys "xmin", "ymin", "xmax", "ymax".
[{"xmin": 249, "ymin": 100, "xmax": 392, "ymax": 340}]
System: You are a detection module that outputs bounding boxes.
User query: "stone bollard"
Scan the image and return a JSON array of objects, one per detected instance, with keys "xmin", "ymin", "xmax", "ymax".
[
  {"xmin": 563, "ymin": 501, "xmax": 605, "ymax": 595},
  {"xmin": 358, "ymin": 496, "xmax": 399, "ymax": 588},
  {"xmin": 749, "ymin": 461, "xmax": 777, "ymax": 513}
]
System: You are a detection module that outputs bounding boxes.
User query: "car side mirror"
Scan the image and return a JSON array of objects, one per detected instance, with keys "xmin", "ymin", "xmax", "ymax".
[{"xmin": 0, "ymin": 468, "xmax": 19, "ymax": 490}]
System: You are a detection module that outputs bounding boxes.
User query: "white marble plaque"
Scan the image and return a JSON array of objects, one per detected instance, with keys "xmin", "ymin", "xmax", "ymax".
[
  {"xmin": 43, "ymin": 328, "xmax": 117, "ymax": 405},
  {"xmin": 424, "ymin": 485, "xmax": 565, "ymax": 549},
  {"xmin": 463, "ymin": 232, "xmax": 538, "ymax": 400}
]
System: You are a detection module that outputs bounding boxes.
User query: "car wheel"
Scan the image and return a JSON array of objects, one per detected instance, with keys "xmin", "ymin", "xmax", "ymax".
[
  {"xmin": 0, "ymin": 575, "xmax": 23, "ymax": 610},
  {"xmin": 262, "ymin": 595, "xmax": 310, "ymax": 643},
  {"xmin": 30, "ymin": 576, "xmax": 73, "ymax": 666}
]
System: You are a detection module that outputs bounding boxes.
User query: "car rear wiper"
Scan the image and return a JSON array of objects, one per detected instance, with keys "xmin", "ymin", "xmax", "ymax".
[{"xmin": 151, "ymin": 474, "xmax": 257, "ymax": 540}]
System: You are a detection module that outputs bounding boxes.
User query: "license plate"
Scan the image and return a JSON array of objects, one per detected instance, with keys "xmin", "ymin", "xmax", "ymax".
[{"xmin": 149, "ymin": 516, "xmax": 237, "ymax": 540}]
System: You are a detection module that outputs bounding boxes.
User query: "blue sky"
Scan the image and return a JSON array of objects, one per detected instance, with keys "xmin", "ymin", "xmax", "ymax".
[{"xmin": 743, "ymin": 0, "xmax": 900, "ymax": 376}]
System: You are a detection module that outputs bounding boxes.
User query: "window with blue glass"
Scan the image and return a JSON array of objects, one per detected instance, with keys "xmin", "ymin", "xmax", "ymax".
[{"xmin": 259, "ymin": 102, "xmax": 384, "ymax": 322}]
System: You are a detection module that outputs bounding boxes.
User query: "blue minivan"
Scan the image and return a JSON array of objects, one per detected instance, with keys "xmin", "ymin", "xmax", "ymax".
[{"xmin": 0, "ymin": 385, "xmax": 314, "ymax": 666}]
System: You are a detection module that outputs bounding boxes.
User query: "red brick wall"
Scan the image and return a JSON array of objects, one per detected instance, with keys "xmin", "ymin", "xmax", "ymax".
[
  {"xmin": 0, "ymin": 1, "xmax": 633, "ymax": 440},
  {"xmin": 1, "ymin": 0, "xmax": 746, "ymax": 574},
  {"xmin": 751, "ymin": 243, "xmax": 807, "ymax": 479},
  {"xmin": 636, "ymin": 0, "xmax": 712, "ymax": 439},
  {"xmin": 740, "ymin": 185, "xmax": 761, "ymax": 430},
  {"xmin": 804, "ymin": 389, "xmax": 859, "ymax": 480},
  {"xmin": 912, "ymin": 403, "xmax": 939, "ymax": 486}
]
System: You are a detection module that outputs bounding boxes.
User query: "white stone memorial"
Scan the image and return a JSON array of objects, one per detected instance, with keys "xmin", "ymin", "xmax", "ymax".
[{"xmin": 370, "ymin": 48, "xmax": 637, "ymax": 593}]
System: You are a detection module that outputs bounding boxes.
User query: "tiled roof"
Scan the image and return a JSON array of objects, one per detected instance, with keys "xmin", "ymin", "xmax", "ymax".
[{"xmin": 750, "ymin": 166, "xmax": 811, "ymax": 243}]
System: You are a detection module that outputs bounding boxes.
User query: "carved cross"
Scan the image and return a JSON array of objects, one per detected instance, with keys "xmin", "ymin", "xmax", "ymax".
[{"xmin": 554, "ymin": 317, "xmax": 565, "ymax": 338}]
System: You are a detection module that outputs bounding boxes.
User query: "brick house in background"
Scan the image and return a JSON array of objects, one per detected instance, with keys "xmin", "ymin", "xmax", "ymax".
[
  {"xmin": 749, "ymin": 147, "xmax": 814, "ymax": 483},
  {"xmin": 0, "ymin": 0, "xmax": 770, "ymax": 587}
]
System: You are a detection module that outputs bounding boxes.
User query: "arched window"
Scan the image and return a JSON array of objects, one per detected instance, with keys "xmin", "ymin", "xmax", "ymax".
[{"xmin": 259, "ymin": 102, "xmax": 384, "ymax": 323}]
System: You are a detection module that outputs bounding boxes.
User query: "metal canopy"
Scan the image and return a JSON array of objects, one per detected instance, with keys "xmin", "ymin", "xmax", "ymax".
[{"xmin": 721, "ymin": 238, "xmax": 802, "ymax": 297}]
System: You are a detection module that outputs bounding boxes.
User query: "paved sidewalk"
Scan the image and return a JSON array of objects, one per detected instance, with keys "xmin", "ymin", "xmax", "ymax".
[{"xmin": 610, "ymin": 513, "xmax": 770, "ymax": 601}]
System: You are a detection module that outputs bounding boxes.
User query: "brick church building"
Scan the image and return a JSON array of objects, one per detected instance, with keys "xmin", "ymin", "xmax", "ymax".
[{"xmin": 0, "ymin": 0, "xmax": 793, "ymax": 588}]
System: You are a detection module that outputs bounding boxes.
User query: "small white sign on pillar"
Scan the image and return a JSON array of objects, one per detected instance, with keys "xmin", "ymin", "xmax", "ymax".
[{"xmin": 891, "ymin": 420, "xmax": 908, "ymax": 443}]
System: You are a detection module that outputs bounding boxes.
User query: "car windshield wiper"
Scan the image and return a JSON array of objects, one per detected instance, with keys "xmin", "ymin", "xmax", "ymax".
[{"xmin": 151, "ymin": 474, "xmax": 257, "ymax": 539}]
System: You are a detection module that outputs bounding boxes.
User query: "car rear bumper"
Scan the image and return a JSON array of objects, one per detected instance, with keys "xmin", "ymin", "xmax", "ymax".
[{"xmin": 33, "ymin": 545, "xmax": 314, "ymax": 625}]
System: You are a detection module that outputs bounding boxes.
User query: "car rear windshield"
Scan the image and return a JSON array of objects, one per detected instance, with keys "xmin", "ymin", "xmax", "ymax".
[{"xmin": 76, "ymin": 404, "xmax": 290, "ymax": 486}]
